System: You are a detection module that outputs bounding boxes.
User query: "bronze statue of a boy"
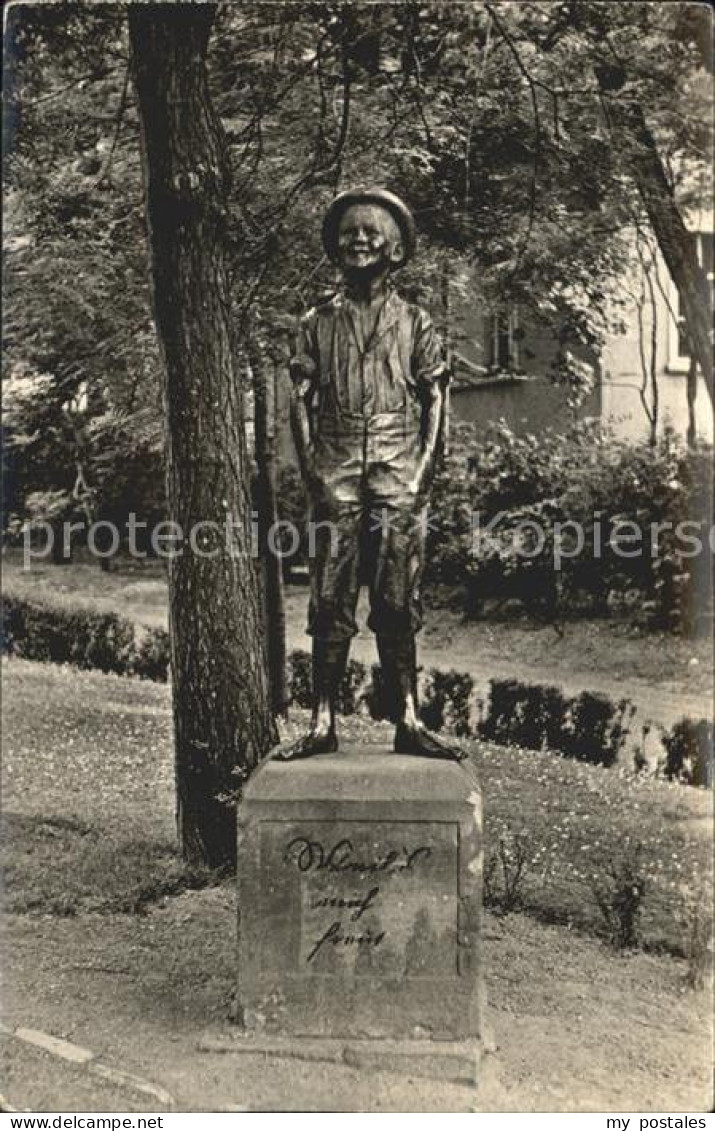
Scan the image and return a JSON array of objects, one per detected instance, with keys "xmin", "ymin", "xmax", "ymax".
[{"xmin": 280, "ymin": 187, "xmax": 464, "ymax": 762}]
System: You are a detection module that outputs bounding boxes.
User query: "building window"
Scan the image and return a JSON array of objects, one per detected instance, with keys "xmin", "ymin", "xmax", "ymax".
[
  {"xmin": 667, "ymin": 231, "xmax": 714, "ymax": 372},
  {"xmin": 487, "ymin": 307, "xmax": 520, "ymax": 371}
]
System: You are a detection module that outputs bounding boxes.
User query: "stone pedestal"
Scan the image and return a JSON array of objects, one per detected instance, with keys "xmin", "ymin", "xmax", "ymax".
[{"xmin": 236, "ymin": 746, "xmax": 483, "ymax": 1049}]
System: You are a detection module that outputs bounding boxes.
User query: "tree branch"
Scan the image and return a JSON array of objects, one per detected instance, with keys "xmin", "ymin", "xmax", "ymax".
[
  {"xmin": 25, "ymin": 67, "xmax": 121, "ymax": 106},
  {"xmin": 484, "ymin": 3, "xmax": 542, "ymax": 284},
  {"xmin": 93, "ymin": 62, "xmax": 131, "ymax": 187}
]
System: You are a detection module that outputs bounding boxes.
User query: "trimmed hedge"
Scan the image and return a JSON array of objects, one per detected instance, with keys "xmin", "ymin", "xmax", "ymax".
[
  {"xmin": 420, "ymin": 668, "xmax": 474, "ymax": 737},
  {"xmin": 3, "ymin": 593, "xmax": 710, "ymax": 785},
  {"xmin": 132, "ymin": 626, "xmax": 172, "ymax": 682},
  {"xmin": 662, "ymin": 718, "xmax": 714, "ymax": 788},
  {"xmin": 2, "ymin": 594, "xmax": 170, "ymax": 681},
  {"xmin": 478, "ymin": 678, "xmax": 635, "ymax": 767}
]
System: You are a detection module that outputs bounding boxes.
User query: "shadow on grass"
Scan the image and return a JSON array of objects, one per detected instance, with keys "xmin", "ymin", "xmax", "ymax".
[{"xmin": 1, "ymin": 813, "xmax": 225, "ymax": 916}]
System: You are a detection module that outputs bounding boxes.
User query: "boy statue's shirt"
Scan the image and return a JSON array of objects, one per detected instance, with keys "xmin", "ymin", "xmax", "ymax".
[{"xmin": 292, "ymin": 287, "xmax": 448, "ymax": 419}]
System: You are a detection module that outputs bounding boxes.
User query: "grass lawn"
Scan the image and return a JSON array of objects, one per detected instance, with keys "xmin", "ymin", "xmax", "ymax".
[
  {"xmin": 2, "ymin": 657, "xmax": 712, "ymax": 958},
  {"xmin": 1, "ymin": 658, "xmax": 194, "ymax": 916},
  {"xmin": 3, "ymin": 553, "xmax": 170, "ymax": 629}
]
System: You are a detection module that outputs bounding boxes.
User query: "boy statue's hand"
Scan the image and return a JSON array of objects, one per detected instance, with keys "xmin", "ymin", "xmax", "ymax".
[
  {"xmin": 406, "ymin": 382, "xmax": 444, "ymax": 501},
  {"xmin": 406, "ymin": 462, "xmax": 433, "ymax": 502},
  {"xmin": 289, "ymin": 374, "xmax": 321, "ymax": 495}
]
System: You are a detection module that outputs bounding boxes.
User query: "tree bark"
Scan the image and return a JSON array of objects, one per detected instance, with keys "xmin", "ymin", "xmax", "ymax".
[
  {"xmin": 597, "ymin": 75, "xmax": 713, "ymax": 410},
  {"xmin": 129, "ymin": 4, "xmax": 277, "ymax": 867}
]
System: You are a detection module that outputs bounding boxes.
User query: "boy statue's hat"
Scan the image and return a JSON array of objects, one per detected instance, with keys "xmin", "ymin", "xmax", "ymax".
[{"xmin": 321, "ymin": 187, "xmax": 416, "ymax": 266}]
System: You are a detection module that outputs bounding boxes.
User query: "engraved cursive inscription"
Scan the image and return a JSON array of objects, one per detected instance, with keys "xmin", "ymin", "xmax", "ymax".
[
  {"xmin": 310, "ymin": 884, "xmax": 379, "ymax": 922},
  {"xmin": 284, "ymin": 836, "xmax": 431, "ymax": 875},
  {"xmin": 306, "ymin": 919, "xmax": 386, "ymax": 964},
  {"xmin": 284, "ymin": 835, "xmax": 434, "ymax": 966}
]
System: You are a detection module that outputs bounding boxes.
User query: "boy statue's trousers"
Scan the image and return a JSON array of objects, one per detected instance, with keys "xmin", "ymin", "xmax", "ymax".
[{"xmin": 306, "ymin": 406, "xmax": 428, "ymax": 645}]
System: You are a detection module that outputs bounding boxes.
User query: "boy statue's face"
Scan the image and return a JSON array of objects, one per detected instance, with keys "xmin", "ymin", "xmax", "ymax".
[{"xmin": 336, "ymin": 203, "xmax": 403, "ymax": 275}]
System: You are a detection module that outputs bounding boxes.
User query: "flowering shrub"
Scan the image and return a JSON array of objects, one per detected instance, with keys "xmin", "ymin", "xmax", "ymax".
[
  {"xmin": 483, "ymin": 828, "xmax": 538, "ymax": 914},
  {"xmin": 676, "ymin": 882, "xmax": 714, "ymax": 990},
  {"xmin": 590, "ymin": 844, "xmax": 648, "ymax": 949},
  {"xmin": 426, "ymin": 420, "xmax": 713, "ymax": 632}
]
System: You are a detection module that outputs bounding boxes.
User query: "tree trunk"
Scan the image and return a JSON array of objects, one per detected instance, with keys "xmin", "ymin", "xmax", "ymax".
[
  {"xmin": 686, "ymin": 355, "xmax": 697, "ymax": 449},
  {"xmin": 598, "ymin": 75, "xmax": 713, "ymax": 411},
  {"xmin": 439, "ymin": 256, "xmax": 452, "ymax": 457},
  {"xmin": 630, "ymin": 121, "xmax": 713, "ymax": 409},
  {"xmin": 251, "ymin": 346, "xmax": 288, "ymax": 716},
  {"xmin": 129, "ymin": 4, "xmax": 277, "ymax": 868}
]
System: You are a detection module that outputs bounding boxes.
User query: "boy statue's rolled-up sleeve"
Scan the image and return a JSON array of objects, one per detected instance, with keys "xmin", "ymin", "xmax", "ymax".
[
  {"xmin": 411, "ymin": 308, "xmax": 450, "ymax": 393},
  {"xmin": 289, "ymin": 309, "xmax": 320, "ymax": 386}
]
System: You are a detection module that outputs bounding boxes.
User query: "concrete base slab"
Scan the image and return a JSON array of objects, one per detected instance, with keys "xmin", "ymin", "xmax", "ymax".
[{"xmin": 197, "ymin": 1031, "xmax": 483, "ymax": 1086}]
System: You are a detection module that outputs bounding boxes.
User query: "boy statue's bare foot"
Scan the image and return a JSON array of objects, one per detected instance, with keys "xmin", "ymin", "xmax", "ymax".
[
  {"xmin": 394, "ymin": 720, "xmax": 468, "ymax": 762},
  {"xmin": 274, "ymin": 724, "xmax": 339, "ymax": 761}
]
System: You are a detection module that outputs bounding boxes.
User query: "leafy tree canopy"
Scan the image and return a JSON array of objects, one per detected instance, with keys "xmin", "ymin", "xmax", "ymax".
[{"xmin": 3, "ymin": 2, "xmax": 711, "ymax": 532}]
